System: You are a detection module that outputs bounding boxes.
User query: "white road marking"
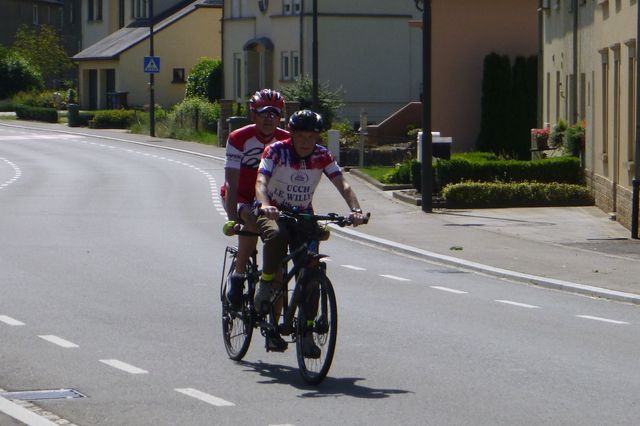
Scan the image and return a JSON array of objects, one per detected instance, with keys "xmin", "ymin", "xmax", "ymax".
[
  {"xmin": 431, "ymin": 286, "xmax": 468, "ymax": 294},
  {"xmin": 341, "ymin": 265, "xmax": 365, "ymax": 271},
  {"xmin": 0, "ymin": 158, "xmax": 21, "ymax": 191},
  {"xmin": 379, "ymin": 274, "xmax": 410, "ymax": 281},
  {"xmin": 0, "ymin": 315, "xmax": 25, "ymax": 326},
  {"xmin": 495, "ymin": 300, "xmax": 540, "ymax": 309},
  {"xmin": 38, "ymin": 335, "xmax": 79, "ymax": 348},
  {"xmin": 99, "ymin": 359, "xmax": 149, "ymax": 374},
  {"xmin": 174, "ymin": 388, "xmax": 235, "ymax": 407},
  {"xmin": 0, "ymin": 134, "xmax": 83, "ymax": 141},
  {"xmin": 576, "ymin": 315, "xmax": 629, "ymax": 325},
  {"xmin": 0, "ymin": 395, "xmax": 59, "ymax": 426}
]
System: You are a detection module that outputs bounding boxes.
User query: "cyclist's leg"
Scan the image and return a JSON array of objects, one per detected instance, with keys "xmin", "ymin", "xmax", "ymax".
[
  {"xmin": 255, "ymin": 215, "xmax": 288, "ymax": 312},
  {"xmin": 234, "ymin": 204, "xmax": 258, "ymax": 275}
]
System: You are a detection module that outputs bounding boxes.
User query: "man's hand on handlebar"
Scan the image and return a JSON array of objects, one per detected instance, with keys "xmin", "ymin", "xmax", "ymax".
[
  {"xmin": 349, "ymin": 209, "xmax": 365, "ymax": 227},
  {"xmin": 222, "ymin": 220, "xmax": 241, "ymax": 236},
  {"xmin": 261, "ymin": 205, "xmax": 279, "ymax": 220}
]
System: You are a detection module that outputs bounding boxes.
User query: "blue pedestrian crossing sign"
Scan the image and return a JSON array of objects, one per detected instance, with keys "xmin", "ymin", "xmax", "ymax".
[{"xmin": 144, "ymin": 56, "xmax": 160, "ymax": 74}]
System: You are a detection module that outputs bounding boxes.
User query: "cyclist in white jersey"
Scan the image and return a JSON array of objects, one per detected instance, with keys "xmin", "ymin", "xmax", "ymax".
[{"xmin": 254, "ymin": 110, "xmax": 364, "ymax": 355}]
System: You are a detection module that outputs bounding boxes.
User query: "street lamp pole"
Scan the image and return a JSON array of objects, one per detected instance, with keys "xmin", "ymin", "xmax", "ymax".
[
  {"xmin": 149, "ymin": 0, "xmax": 155, "ymax": 137},
  {"xmin": 416, "ymin": 0, "xmax": 433, "ymax": 212},
  {"xmin": 312, "ymin": 0, "xmax": 319, "ymax": 111}
]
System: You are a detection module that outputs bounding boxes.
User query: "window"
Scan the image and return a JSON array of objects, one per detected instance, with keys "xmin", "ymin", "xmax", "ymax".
[
  {"xmin": 33, "ymin": 4, "xmax": 39, "ymax": 24},
  {"xmin": 59, "ymin": 8, "xmax": 64, "ymax": 27},
  {"xmin": 293, "ymin": 0, "xmax": 302, "ymax": 14},
  {"xmin": 281, "ymin": 52, "xmax": 290, "ymax": 80},
  {"xmin": 133, "ymin": 0, "xmax": 148, "ymax": 19},
  {"xmin": 292, "ymin": 51, "xmax": 300, "ymax": 79},
  {"xmin": 88, "ymin": 0, "xmax": 94, "ymax": 21},
  {"xmin": 96, "ymin": 0, "xmax": 103, "ymax": 20},
  {"xmin": 283, "ymin": 0, "xmax": 292, "ymax": 15},
  {"xmin": 172, "ymin": 68, "xmax": 185, "ymax": 83},
  {"xmin": 234, "ymin": 53, "xmax": 243, "ymax": 101}
]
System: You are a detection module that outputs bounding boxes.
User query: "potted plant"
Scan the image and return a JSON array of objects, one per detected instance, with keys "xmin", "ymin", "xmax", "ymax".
[
  {"xmin": 531, "ymin": 127, "xmax": 550, "ymax": 150},
  {"xmin": 549, "ymin": 119, "xmax": 568, "ymax": 148}
]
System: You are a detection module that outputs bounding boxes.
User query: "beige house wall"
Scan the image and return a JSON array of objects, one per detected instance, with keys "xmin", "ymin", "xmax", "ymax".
[
  {"xmin": 431, "ymin": 0, "xmax": 538, "ymax": 151},
  {"xmin": 78, "ymin": 7, "xmax": 221, "ymax": 110},
  {"xmin": 542, "ymin": 0, "xmax": 638, "ymax": 231}
]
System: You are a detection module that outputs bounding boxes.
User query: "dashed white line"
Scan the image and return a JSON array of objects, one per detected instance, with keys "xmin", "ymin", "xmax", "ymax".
[
  {"xmin": 341, "ymin": 265, "xmax": 366, "ymax": 271},
  {"xmin": 0, "ymin": 315, "xmax": 25, "ymax": 326},
  {"xmin": 38, "ymin": 335, "xmax": 79, "ymax": 348},
  {"xmin": 174, "ymin": 388, "xmax": 235, "ymax": 407},
  {"xmin": 576, "ymin": 315, "xmax": 629, "ymax": 325},
  {"xmin": 379, "ymin": 274, "xmax": 410, "ymax": 281},
  {"xmin": 99, "ymin": 359, "xmax": 149, "ymax": 374},
  {"xmin": 495, "ymin": 300, "xmax": 540, "ymax": 309},
  {"xmin": 431, "ymin": 286, "xmax": 468, "ymax": 294}
]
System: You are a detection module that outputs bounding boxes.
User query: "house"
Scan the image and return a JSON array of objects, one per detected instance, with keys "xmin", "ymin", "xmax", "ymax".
[
  {"xmin": 222, "ymin": 0, "xmax": 423, "ymax": 127},
  {"xmin": 222, "ymin": 0, "xmax": 537, "ymax": 152},
  {"xmin": 73, "ymin": 0, "xmax": 222, "ymax": 110},
  {"xmin": 0, "ymin": 0, "xmax": 81, "ymax": 85},
  {"xmin": 540, "ymin": 0, "xmax": 638, "ymax": 231}
]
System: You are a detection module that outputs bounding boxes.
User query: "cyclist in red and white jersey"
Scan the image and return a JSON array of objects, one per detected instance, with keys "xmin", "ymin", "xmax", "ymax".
[{"xmin": 222, "ymin": 89, "xmax": 289, "ymax": 308}]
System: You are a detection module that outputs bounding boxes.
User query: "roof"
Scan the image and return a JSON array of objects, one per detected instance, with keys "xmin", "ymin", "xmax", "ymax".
[{"xmin": 73, "ymin": 0, "xmax": 222, "ymax": 61}]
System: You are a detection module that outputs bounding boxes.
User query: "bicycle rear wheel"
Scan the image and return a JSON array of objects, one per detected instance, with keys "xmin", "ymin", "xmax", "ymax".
[
  {"xmin": 295, "ymin": 273, "xmax": 337, "ymax": 385},
  {"xmin": 221, "ymin": 247, "xmax": 253, "ymax": 360}
]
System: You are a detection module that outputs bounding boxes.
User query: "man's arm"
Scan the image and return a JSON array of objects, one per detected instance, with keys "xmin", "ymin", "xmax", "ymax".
[
  {"xmin": 329, "ymin": 175, "xmax": 364, "ymax": 225},
  {"xmin": 224, "ymin": 167, "xmax": 240, "ymax": 223},
  {"xmin": 256, "ymin": 173, "xmax": 278, "ymax": 219}
]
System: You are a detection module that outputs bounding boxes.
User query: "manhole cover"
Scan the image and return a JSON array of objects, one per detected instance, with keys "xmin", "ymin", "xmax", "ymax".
[{"xmin": 0, "ymin": 388, "xmax": 86, "ymax": 401}]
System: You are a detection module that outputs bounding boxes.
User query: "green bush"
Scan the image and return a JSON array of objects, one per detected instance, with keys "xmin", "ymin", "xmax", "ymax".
[
  {"xmin": 14, "ymin": 104, "xmax": 58, "ymax": 122},
  {"xmin": 435, "ymin": 155, "xmax": 583, "ymax": 188},
  {"xmin": 170, "ymin": 98, "xmax": 219, "ymax": 133},
  {"xmin": 186, "ymin": 57, "xmax": 222, "ymax": 102},
  {"xmin": 564, "ymin": 122, "xmax": 584, "ymax": 157},
  {"xmin": 0, "ymin": 52, "xmax": 43, "ymax": 99},
  {"xmin": 281, "ymin": 75, "xmax": 344, "ymax": 128},
  {"xmin": 77, "ymin": 111, "xmax": 96, "ymax": 127},
  {"xmin": 11, "ymin": 90, "xmax": 67, "ymax": 109},
  {"xmin": 442, "ymin": 181, "xmax": 593, "ymax": 208},
  {"xmin": 90, "ymin": 109, "xmax": 136, "ymax": 129}
]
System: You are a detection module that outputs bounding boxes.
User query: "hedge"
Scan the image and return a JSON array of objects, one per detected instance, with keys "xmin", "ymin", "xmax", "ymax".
[
  {"xmin": 89, "ymin": 109, "xmax": 135, "ymax": 129},
  {"xmin": 441, "ymin": 181, "xmax": 593, "ymax": 208},
  {"xmin": 435, "ymin": 156, "xmax": 583, "ymax": 188},
  {"xmin": 14, "ymin": 104, "xmax": 58, "ymax": 122}
]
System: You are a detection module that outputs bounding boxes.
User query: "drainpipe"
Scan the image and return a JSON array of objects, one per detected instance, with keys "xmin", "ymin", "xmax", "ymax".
[
  {"xmin": 537, "ymin": 0, "xmax": 544, "ymax": 128},
  {"xmin": 299, "ymin": 0, "xmax": 304, "ymax": 76},
  {"xmin": 632, "ymin": 1, "xmax": 640, "ymax": 238},
  {"xmin": 571, "ymin": 0, "xmax": 578, "ymax": 125}
]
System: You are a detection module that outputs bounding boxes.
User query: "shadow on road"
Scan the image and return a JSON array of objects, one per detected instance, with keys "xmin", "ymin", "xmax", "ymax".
[{"xmin": 239, "ymin": 360, "xmax": 412, "ymax": 399}]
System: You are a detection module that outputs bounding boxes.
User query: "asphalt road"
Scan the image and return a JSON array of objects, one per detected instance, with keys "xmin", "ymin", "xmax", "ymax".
[{"xmin": 1, "ymin": 127, "xmax": 640, "ymax": 425}]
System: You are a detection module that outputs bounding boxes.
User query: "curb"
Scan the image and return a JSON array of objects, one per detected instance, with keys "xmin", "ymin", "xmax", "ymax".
[{"xmin": 330, "ymin": 225, "xmax": 640, "ymax": 306}]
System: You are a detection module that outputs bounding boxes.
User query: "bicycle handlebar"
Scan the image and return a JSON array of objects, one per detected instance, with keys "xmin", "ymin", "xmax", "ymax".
[{"xmin": 258, "ymin": 208, "xmax": 371, "ymax": 227}]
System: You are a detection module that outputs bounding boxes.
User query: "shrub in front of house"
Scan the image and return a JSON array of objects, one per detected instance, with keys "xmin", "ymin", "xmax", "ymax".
[
  {"xmin": 14, "ymin": 104, "xmax": 58, "ymax": 122},
  {"xmin": 435, "ymin": 155, "xmax": 583, "ymax": 188},
  {"xmin": 441, "ymin": 181, "xmax": 593, "ymax": 208},
  {"xmin": 89, "ymin": 109, "xmax": 136, "ymax": 129}
]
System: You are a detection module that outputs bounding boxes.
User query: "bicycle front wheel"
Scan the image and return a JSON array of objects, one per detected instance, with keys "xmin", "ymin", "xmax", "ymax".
[
  {"xmin": 295, "ymin": 273, "xmax": 337, "ymax": 385},
  {"xmin": 221, "ymin": 247, "xmax": 253, "ymax": 360}
]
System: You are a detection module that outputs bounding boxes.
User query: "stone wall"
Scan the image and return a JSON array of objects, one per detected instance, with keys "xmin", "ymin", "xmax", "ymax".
[{"xmin": 586, "ymin": 169, "xmax": 639, "ymax": 232}]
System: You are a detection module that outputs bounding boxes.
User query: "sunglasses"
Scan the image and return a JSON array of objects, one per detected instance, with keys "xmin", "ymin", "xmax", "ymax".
[{"xmin": 256, "ymin": 111, "xmax": 281, "ymax": 119}]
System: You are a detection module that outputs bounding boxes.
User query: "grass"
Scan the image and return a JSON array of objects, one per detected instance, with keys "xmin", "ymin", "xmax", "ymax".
[
  {"xmin": 359, "ymin": 166, "xmax": 393, "ymax": 182},
  {"xmin": 130, "ymin": 121, "xmax": 219, "ymax": 145}
]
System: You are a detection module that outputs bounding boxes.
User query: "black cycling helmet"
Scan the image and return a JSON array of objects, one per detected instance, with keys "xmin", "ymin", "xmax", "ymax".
[{"xmin": 288, "ymin": 110, "xmax": 324, "ymax": 133}]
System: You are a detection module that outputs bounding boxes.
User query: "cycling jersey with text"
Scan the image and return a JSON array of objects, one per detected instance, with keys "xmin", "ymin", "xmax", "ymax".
[
  {"xmin": 258, "ymin": 139, "xmax": 342, "ymax": 212},
  {"xmin": 224, "ymin": 124, "xmax": 289, "ymax": 203}
]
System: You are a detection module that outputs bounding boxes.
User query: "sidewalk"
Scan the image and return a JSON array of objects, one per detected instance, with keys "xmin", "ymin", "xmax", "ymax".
[{"xmin": 2, "ymin": 120, "xmax": 640, "ymax": 304}]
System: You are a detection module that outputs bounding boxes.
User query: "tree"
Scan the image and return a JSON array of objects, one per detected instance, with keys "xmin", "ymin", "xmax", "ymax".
[
  {"xmin": 281, "ymin": 76, "xmax": 344, "ymax": 128},
  {"xmin": 185, "ymin": 57, "xmax": 222, "ymax": 102},
  {"xmin": 12, "ymin": 25, "xmax": 72, "ymax": 86},
  {"xmin": 0, "ymin": 49, "xmax": 44, "ymax": 99}
]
